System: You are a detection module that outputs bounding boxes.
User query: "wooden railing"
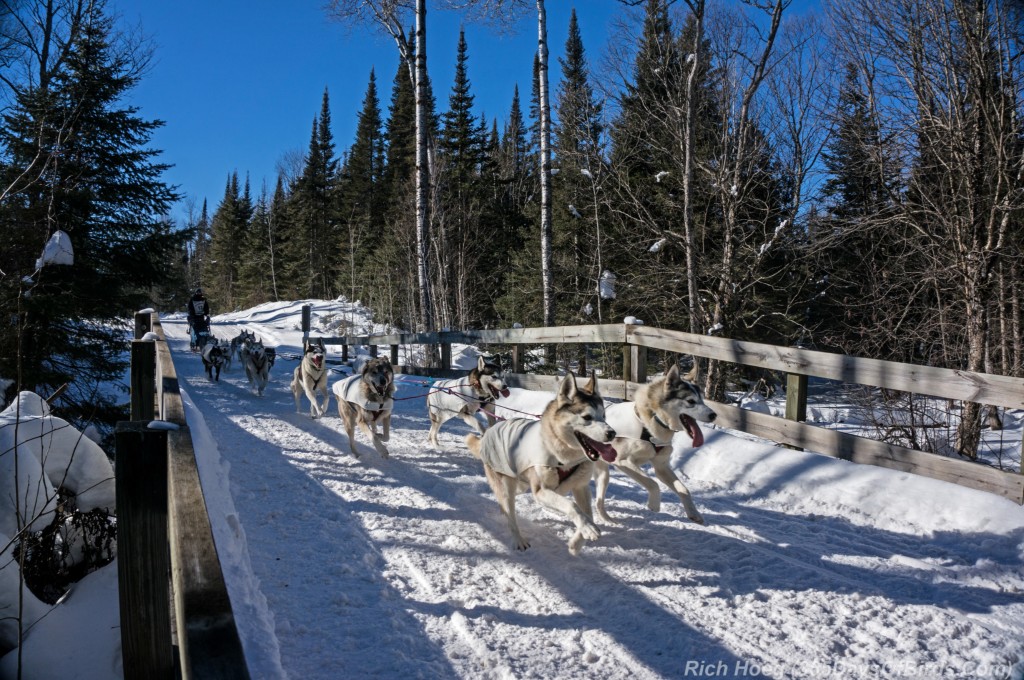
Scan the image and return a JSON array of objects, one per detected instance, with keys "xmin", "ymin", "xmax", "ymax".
[
  {"xmin": 314, "ymin": 317, "xmax": 1024, "ymax": 504},
  {"xmin": 116, "ymin": 311, "xmax": 250, "ymax": 679}
]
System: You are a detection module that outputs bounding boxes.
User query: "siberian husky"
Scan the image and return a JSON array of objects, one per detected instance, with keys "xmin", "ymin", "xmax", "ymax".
[
  {"xmin": 466, "ymin": 371, "xmax": 617, "ymax": 555},
  {"xmin": 290, "ymin": 338, "xmax": 329, "ymax": 418},
  {"xmin": 427, "ymin": 356, "xmax": 510, "ymax": 447},
  {"xmin": 201, "ymin": 339, "xmax": 227, "ymax": 382},
  {"xmin": 597, "ymin": 363, "xmax": 716, "ymax": 524},
  {"xmin": 332, "ymin": 356, "xmax": 396, "ymax": 458},
  {"xmin": 241, "ymin": 336, "xmax": 271, "ymax": 397}
]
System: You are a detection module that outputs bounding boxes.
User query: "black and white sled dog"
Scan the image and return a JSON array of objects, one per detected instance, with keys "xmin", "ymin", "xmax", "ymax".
[
  {"xmin": 201, "ymin": 338, "xmax": 227, "ymax": 382},
  {"xmin": 332, "ymin": 356, "xmax": 396, "ymax": 458},
  {"xmin": 466, "ymin": 371, "xmax": 617, "ymax": 555},
  {"xmin": 597, "ymin": 363, "xmax": 716, "ymax": 525},
  {"xmin": 290, "ymin": 338, "xmax": 329, "ymax": 418},
  {"xmin": 241, "ymin": 336, "xmax": 271, "ymax": 396},
  {"xmin": 426, "ymin": 356, "xmax": 510, "ymax": 448}
]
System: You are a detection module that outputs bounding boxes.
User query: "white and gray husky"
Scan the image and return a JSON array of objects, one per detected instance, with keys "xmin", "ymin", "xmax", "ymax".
[
  {"xmin": 466, "ymin": 371, "xmax": 617, "ymax": 555},
  {"xmin": 597, "ymin": 363, "xmax": 716, "ymax": 525},
  {"xmin": 332, "ymin": 356, "xmax": 396, "ymax": 458},
  {"xmin": 290, "ymin": 338, "xmax": 329, "ymax": 418},
  {"xmin": 241, "ymin": 336, "xmax": 271, "ymax": 397},
  {"xmin": 427, "ymin": 356, "xmax": 510, "ymax": 448}
]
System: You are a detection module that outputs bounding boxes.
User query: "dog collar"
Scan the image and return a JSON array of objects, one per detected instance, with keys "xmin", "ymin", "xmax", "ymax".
[{"xmin": 635, "ymin": 406, "xmax": 672, "ymax": 450}]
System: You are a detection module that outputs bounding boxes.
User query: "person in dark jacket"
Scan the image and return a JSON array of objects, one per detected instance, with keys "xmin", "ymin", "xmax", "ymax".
[{"xmin": 187, "ymin": 288, "xmax": 211, "ymax": 349}]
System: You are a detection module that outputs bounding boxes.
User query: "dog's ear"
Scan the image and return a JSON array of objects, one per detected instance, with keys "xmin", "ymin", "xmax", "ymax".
[
  {"xmin": 582, "ymin": 369, "xmax": 599, "ymax": 396},
  {"xmin": 318, "ymin": 338, "xmax": 325, "ymax": 351},
  {"xmin": 477, "ymin": 355, "xmax": 486, "ymax": 372},
  {"xmin": 681, "ymin": 359, "xmax": 699, "ymax": 384},
  {"xmin": 558, "ymin": 371, "xmax": 578, "ymax": 402}
]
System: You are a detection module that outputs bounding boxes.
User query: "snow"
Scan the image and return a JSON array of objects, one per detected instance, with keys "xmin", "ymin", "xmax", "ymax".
[
  {"xmin": 34, "ymin": 230, "xmax": 73, "ymax": 269},
  {"xmin": 3, "ymin": 299, "xmax": 1024, "ymax": 679}
]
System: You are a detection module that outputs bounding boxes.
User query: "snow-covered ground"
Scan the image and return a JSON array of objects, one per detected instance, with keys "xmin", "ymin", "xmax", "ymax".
[{"xmin": 3, "ymin": 299, "xmax": 1024, "ymax": 679}]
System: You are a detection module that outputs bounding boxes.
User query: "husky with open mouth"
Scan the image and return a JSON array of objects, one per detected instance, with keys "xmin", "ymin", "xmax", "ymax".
[
  {"xmin": 466, "ymin": 371, "xmax": 617, "ymax": 555},
  {"xmin": 290, "ymin": 338, "xmax": 329, "ymax": 418},
  {"xmin": 426, "ymin": 355, "xmax": 510, "ymax": 448},
  {"xmin": 597, "ymin": 362, "xmax": 716, "ymax": 525}
]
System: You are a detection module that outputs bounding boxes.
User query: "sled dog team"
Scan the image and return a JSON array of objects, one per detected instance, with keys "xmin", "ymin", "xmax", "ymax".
[{"xmin": 197, "ymin": 328, "xmax": 718, "ymax": 555}]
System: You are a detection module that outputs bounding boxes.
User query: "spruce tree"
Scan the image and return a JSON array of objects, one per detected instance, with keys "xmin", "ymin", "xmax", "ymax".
[
  {"xmin": 552, "ymin": 9, "xmax": 606, "ymax": 326},
  {"xmin": 340, "ymin": 70, "xmax": 386, "ymax": 304},
  {"xmin": 0, "ymin": 0, "xmax": 183, "ymax": 428},
  {"xmin": 205, "ymin": 172, "xmax": 246, "ymax": 309},
  {"xmin": 285, "ymin": 89, "xmax": 341, "ymax": 299},
  {"xmin": 436, "ymin": 30, "xmax": 489, "ymax": 327}
]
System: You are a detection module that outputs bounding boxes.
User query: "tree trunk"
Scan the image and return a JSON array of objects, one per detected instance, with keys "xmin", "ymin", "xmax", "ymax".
[
  {"xmin": 415, "ymin": 0, "xmax": 434, "ymax": 334},
  {"xmin": 536, "ymin": 0, "xmax": 554, "ymax": 329},
  {"xmin": 681, "ymin": 0, "xmax": 705, "ymax": 336}
]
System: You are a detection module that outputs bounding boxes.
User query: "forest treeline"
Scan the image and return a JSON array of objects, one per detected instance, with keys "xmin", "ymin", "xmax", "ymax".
[
  {"xmin": 191, "ymin": 0, "xmax": 1024, "ymax": 392},
  {"xmin": 2, "ymin": 0, "xmax": 1023, "ymax": 458}
]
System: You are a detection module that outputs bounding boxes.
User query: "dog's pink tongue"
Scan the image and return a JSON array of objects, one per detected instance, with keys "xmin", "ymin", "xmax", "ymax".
[
  {"xmin": 592, "ymin": 438, "xmax": 617, "ymax": 462},
  {"xmin": 683, "ymin": 415, "xmax": 705, "ymax": 447},
  {"xmin": 500, "ymin": 387, "xmax": 511, "ymax": 398}
]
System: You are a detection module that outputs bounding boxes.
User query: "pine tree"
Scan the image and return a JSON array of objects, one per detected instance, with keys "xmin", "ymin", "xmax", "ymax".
[
  {"xmin": 205, "ymin": 172, "xmax": 246, "ymax": 309},
  {"xmin": 435, "ymin": 30, "xmax": 489, "ymax": 327},
  {"xmin": 813, "ymin": 63, "xmax": 906, "ymax": 357},
  {"xmin": 285, "ymin": 89, "xmax": 341, "ymax": 299},
  {"xmin": 340, "ymin": 70, "xmax": 386, "ymax": 304},
  {"xmin": 0, "ymin": 0, "xmax": 183, "ymax": 428},
  {"xmin": 552, "ymin": 9, "xmax": 606, "ymax": 326}
]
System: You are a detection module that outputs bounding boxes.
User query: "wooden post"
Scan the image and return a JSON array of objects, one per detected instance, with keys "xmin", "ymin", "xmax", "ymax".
[
  {"xmin": 441, "ymin": 342, "xmax": 452, "ymax": 371},
  {"xmin": 390, "ymin": 344, "xmax": 399, "ymax": 366},
  {"xmin": 342, "ymin": 343, "xmax": 349, "ymax": 362},
  {"xmin": 622, "ymin": 345, "xmax": 631, "ymax": 383},
  {"xmin": 512, "ymin": 345, "xmax": 522, "ymax": 374},
  {"xmin": 301, "ymin": 304, "xmax": 311, "ymax": 344},
  {"xmin": 131, "ymin": 340, "xmax": 156, "ymax": 422},
  {"xmin": 785, "ymin": 373, "xmax": 808, "ymax": 422},
  {"xmin": 369, "ymin": 344, "xmax": 378, "ymax": 358},
  {"xmin": 135, "ymin": 311, "xmax": 153, "ymax": 339},
  {"xmin": 784, "ymin": 372, "xmax": 808, "ymax": 451},
  {"xmin": 116, "ymin": 422, "xmax": 173, "ymax": 680},
  {"xmin": 630, "ymin": 345, "xmax": 647, "ymax": 384}
]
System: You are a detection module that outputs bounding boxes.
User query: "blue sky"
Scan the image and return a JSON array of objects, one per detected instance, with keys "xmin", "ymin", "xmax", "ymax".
[{"xmin": 115, "ymin": 1, "xmax": 628, "ymax": 224}]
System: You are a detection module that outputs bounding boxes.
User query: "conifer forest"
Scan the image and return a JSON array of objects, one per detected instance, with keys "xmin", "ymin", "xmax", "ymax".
[{"xmin": 2, "ymin": 0, "xmax": 1024, "ymax": 440}]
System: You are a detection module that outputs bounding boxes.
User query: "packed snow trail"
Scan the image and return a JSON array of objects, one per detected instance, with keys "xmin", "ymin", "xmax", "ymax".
[{"xmin": 160, "ymin": 307, "xmax": 1024, "ymax": 680}]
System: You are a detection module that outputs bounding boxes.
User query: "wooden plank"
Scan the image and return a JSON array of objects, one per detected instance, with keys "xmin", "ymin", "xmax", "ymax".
[
  {"xmin": 139, "ymin": 314, "xmax": 251, "ymax": 676},
  {"xmin": 150, "ymin": 317, "xmax": 186, "ymax": 424},
  {"xmin": 320, "ymin": 324, "xmax": 626, "ymax": 348},
  {"xmin": 709, "ymin": 401, "xmax": 1024, "ymax": 503},
  {"xmin": 167, "ymin": 427, "xmax": 251, "ymax": 679},
  {"xmin": 115, "ymin": 422, "xmax": 173, "ymax": 680},
  {"xmin": 627, "ymin": 326, "xmax": 1024, "ymax": 409},
  {"xmin": 503, "ymin": 373, "xmax": 631, "ymax": 401}
]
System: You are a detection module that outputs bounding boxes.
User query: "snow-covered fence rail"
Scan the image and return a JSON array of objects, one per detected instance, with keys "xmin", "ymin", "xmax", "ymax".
[
  {"xmin": 318, "ymin": 321, "xmax": 1024, "ymax": 504},
  {"xmin": 117, "ymin": 312, "xmax": 250, "ymax": 679}
]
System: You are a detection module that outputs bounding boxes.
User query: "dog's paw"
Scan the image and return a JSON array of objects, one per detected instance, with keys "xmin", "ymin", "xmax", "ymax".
[
  {"xmin": 647, "ymin": 494, "xmax": 662, "ymax": 513},
  {"xmin": 514, "ymin": 536, "xmax": 531, "ymax": 551},
  {"xmin": 580, "ymin": 521, "xmax": 600, "ymax": 542},
  {"xmin": 687, "ymin": 510, "xmax": 706, "ymax": 525}
]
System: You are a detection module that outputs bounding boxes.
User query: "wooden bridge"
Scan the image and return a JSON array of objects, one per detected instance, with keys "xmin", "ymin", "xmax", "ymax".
[{"xmin": 116, "ymin": 310, "xmax": 1024, "ymax": 677}]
